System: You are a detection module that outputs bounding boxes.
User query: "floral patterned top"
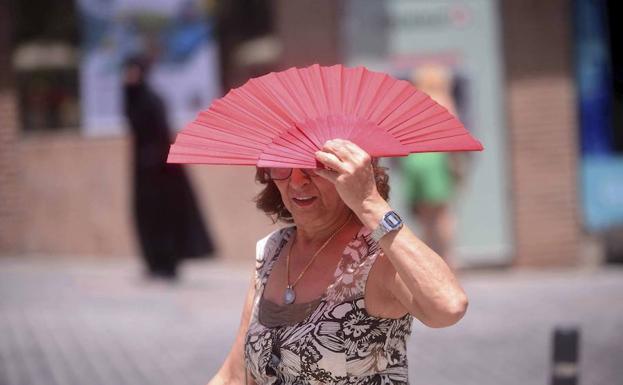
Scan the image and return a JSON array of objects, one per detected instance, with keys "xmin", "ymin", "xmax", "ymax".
[{"xmin": 244, "ymin": 226, "xmax": 413, "ymax": 385}]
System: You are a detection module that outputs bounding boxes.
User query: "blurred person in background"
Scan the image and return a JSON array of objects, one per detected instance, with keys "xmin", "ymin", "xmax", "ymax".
[
  {"xmin": 400, "ymin": 65, "xmax": 468, "ymax": 266},
  {"xmin": 123, "ymin": 55, "xmax": 215, "ymax": 281},
  {"xmin": 207, "ymin": 140, "xmax": 468, "ymax": 384}
]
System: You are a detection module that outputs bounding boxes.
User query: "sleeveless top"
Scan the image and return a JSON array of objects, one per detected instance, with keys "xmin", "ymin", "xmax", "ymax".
[{"xmin": 244, "ymin": 226, "xmax": 413, "ymax": 385}]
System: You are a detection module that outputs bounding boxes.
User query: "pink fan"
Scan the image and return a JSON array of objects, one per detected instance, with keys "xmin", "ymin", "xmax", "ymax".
[{"xmin": 167, "ymin": 64, "xmax": 483, "ymax": 168}]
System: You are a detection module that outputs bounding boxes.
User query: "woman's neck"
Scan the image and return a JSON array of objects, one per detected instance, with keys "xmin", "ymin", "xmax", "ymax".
[{"xmin": 294, "ymin": 210, "xmax": 353, "ymax": 247}]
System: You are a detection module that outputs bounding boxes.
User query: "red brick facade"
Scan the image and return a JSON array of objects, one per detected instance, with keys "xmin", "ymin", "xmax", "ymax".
[
  {"xmin": 502, "ymin": 0, "xmax": 582, "ymax": 266},
  {"xmin": 0, "ymin": 2, "xmax": 21, "ymax": 254},
  {"xmin": 0, "ymin": 90, "xmax": 21, "ymax": 254}
]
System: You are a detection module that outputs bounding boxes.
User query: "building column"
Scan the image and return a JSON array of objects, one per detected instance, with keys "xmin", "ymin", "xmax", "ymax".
[
  {"xmin": 272, "ymin": 0, "xmax": 340, "ymax": 68},
  {"xmin": 502, "ymin": 0, "xmax": 582, "ymax": 266},
  {"xmin": 0, "ymin": 1, "xmax": 21, "ymax": 254}
]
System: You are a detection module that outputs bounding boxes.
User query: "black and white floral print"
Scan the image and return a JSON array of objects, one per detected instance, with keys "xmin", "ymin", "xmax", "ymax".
[{"xmin": 244, "ymin": 227, "xmax": 413, "ymax": 385}]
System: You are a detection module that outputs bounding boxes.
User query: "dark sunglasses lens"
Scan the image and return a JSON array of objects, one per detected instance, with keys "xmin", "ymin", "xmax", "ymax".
[{"xmin": 269, "ymin": 168, "xmax": 291, "ymax": 180}]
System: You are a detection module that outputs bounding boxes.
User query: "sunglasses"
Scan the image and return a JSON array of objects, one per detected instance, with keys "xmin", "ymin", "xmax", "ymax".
[{"xmin": 265, "ymin": 167, "xmax": 322, "ymax": 181}]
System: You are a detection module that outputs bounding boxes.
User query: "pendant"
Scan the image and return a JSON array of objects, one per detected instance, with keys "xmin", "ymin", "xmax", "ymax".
[{"xmin": 284, "ymin": 286, "xmax": 296, "ymax": 305}]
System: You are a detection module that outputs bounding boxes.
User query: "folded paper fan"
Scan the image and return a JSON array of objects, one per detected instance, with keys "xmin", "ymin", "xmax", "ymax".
[{"xmin": 167, "ymin": 64, "xmax": 483, "ymax": 168}]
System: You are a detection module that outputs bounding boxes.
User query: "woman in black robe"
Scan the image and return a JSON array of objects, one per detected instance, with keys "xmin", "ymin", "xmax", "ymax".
[{"xmin": 123, "ymin": 56, "xmax": 215, "ymax": 280}]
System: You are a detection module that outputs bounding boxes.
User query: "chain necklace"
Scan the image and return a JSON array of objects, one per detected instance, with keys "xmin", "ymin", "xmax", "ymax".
[{"xmin": 284, "ymin": 212, "xmax": 353, "ymax": 305}]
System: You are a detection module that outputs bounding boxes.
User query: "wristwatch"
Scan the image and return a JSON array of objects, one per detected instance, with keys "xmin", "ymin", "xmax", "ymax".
[{"xmin": 371, "ymin": 211, "xmax": 403, "ymax": 242}]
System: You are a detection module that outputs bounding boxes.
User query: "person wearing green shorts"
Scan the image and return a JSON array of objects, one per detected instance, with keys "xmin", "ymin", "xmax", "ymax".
[
  {"xmin": 400, "ymin": 152, "xmax": 457, "ymax": 263},
  {"xmin": 401, "ymin": 152, "xmax": 455, "ymax": 205}
]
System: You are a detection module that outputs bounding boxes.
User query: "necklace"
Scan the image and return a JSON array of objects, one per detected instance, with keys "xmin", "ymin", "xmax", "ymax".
[{"xmin": 284, "ymin": 212, "xmax": 353, "ymax": 305}]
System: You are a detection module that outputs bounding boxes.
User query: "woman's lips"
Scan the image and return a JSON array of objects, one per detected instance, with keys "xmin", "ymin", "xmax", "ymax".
[{"xmin": 292, "ymin": 196, "xmax": 317, "ymax": 207}]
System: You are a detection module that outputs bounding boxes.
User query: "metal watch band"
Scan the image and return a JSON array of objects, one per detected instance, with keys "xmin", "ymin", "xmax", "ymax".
[
  {"xmin": 371, "ymin": 211, "xmax": 403, "ymax": 242},
  {"xmin": 371, "ymin": 223, "xmax": 389, "ymax": 243}
]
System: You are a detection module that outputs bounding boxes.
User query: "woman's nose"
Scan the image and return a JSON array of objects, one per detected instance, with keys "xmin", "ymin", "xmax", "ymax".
[{"xmin": 289, "ymin": 169, "xmax": 311, "ymax": 186}]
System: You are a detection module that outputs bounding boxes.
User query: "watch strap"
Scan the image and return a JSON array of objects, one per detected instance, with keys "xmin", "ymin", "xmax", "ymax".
[
  {"xmin": 371, "ymin": 223, "xmax": 389, "ymax": 243},
  {"xmin": 371, "ymin": 211, "xmax": 403, "ymax": 242}
]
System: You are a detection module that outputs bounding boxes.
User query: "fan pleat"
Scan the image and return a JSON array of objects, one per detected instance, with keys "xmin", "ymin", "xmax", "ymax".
[
  {"xmin": 258, "ymin": 153, "xmax": 316, "ymax": 168},
  {"xmin": 380, "ymin": 91, "xmax": 432, "ymax": 131},
  {"xmin": 263, "ymin": 135, "xmax": 318, "ymax": 161},
  {"xmin": 348, "ymin": 124, "xmax": 409, "ymax": 157},
  {"xmin": 285, "ymin": 127, "xmax": 321, "ymax": 153},
  {"xmin": 307, "ymin": 65, "xmax": 331, "ymax": 117},
  {"xmin": 269, "ymin": 130, "xmax": 317, "ymax": 154},
  {"xmin": 282, "ymin": 67, "xmax": 320, "ymax": 120},
  {"xmin": 302, "ymin": 65, "xmax": 329, "ymax": 119},
  {"xmin": 392, "ymin": 115, "xmax": 458, "ymax": 139},
  {"xmin": 409, "ymin": 104, "xmax": 453, "ymax": 126},
  {"xmin": 260, "ymin": 145, "xmax": 312, "ymax": 162},
  {"xmin": 405, "ymin": 133, "xmax": 483, "ymax": 152},
  {"xmin": 278, "ymin": 71, "xmax": 324, "ymax": 148},
  {"xmin": 273, "ymin": 68, "xmax": 313, "ymax": 121},
  {"xmin": 396, "ymin": 122, "xmax": 462, "ymax": 144},
  {"xmin": 322, "ymin": 65, "xmax": 343, "ymax": 117},
  {"xmin": 260, "ymin": 73, "xmax": 307, "ymax": 123},
  {"xmin": 371, "ymin": 82, "xmax": 416, "ymax": 125},
  {"xmin": 245, "ymin": 78, "xmax": 304, "ymax": 125},
  {"xmin": 186, "ymin": 118, "xmax": 271, "ymax": 146},
  {"xmin": 400, "ymin": 126, "xmax": 466, "ymax": 143},
  {"xmin": 175, "ymin": 134, "xmax": 264, "ymax": 154},
  {"xmin": 295, "ymin": 121, "xmax": 326, "ymax": 150},
  {"xmin": 174, "ymin": 136, "xmax": 264, "ymax": 156},
  {"xmin": 211, "ymin": 91, "xmax": 287, "ymax": 135},
  {"xmin": 224, "ymin": 90, "xmax": 272, "ymax": 128},
  {"xmin": 168, "ymin": 64, "xmax": 483, "ymax": 166},
  {"xmin": 342, "ymin": 67, "xmax": 365, "ymax": 116},
  {"xmin": 354, "ymin": 72, "xmax": 383, "ymax": 118},
  {"xmin": 234, "ymin": 84, "xmax": 294, "ymax": 132},
  {"xmin": 362, "ymin": 75, "xmax": 396, "ymax": 122},
  {"xmin": 197, "ymin": 110, "xmax": 278, "ymax": 141},
  {"xmin": 387, "ymin": 101, "xmax": 445, "ymax": 137},
  {"xmin": 172, "ymin": 146, "xmax": 257, "ymax": 159},
  {"xmin": 169, "ymin": 154, "xmax": 256, "ymax": 165}
]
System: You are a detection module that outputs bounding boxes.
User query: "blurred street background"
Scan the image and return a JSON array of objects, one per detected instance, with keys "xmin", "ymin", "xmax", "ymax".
[{"xmin": 1, "ymin": 0, "xmax": 622, "ymax": 384}]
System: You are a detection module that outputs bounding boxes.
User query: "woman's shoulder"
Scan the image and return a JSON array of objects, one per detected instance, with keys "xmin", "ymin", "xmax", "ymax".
[
  {"xmin": 255, "ymin": 226, "xmax": 294, "ymax": 264},
  {"xmin": 253, "ymin": 226, "xmax": 293, "ymax": 283}
]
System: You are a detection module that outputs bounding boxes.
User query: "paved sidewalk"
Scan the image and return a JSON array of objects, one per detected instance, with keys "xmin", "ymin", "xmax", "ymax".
[{"xmin": 0, "ymin": 257, "xmax": 622, "ymax": 385}]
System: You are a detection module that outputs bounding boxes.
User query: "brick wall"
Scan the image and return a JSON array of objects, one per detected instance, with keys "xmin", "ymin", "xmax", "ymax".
[
  {"xmin": 502, "ymin": 0, "xmax": 582, "ymax": 266},
  {"xmin": 12, "ymin": 133, "xmax": 278, "ymax": 260},
  {"xmin": 0, "ymin": 2, "xmax": 21, "ymax": 254},
  {"xmin": 0, "ymin": 91, "xmax": 21, "ymax": 254}
]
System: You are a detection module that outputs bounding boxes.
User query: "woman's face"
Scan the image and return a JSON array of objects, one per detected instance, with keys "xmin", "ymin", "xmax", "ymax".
[{"xmin": 273, "ymin": 169, "xmax": 349, "ymax": 227}]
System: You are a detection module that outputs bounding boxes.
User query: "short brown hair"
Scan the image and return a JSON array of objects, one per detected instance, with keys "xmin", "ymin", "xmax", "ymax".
[{"xmin": 254, "ymin": 162, "xmax": 390, "ymax": 223}]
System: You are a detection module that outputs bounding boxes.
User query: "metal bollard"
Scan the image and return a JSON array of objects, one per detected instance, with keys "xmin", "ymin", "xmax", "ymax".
[{"xmin": 551, "ymin": 327, "xmax": 580, "ymax": 385}]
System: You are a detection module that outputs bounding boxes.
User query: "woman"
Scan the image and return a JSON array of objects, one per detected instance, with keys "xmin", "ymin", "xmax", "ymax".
[{"xmin": 209, "ymin": 139, "xmax": 468, "ymax": 384}]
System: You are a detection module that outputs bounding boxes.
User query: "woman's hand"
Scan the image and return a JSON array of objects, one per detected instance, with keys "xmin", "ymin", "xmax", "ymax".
[{"xmin": 314, "ymin": 139, "xmax": 390, "ymax": 226}]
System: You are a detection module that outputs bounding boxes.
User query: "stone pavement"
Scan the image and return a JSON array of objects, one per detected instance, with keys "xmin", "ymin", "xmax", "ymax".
[{"xmin": 0, "ymin": 256, "xmax": 621, "ymax": 385}]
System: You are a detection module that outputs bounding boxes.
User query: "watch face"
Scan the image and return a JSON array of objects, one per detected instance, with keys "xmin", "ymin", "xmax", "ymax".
[{"xmin": 384, "ymin": 211, "xmax": 402, "ymax": 229}]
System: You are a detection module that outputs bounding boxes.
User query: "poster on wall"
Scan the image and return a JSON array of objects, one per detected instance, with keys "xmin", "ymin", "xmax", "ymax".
[
  {"xmin": 78, "ymin": 0, "xmax": 220, "ymax": 137},
  {"xmin": 575, "ymin": 0, "xmax": 623, "ymax": 231},
  {"xmin": 342, "ymin": 0, "xmax": 511, "ymax": 266}
]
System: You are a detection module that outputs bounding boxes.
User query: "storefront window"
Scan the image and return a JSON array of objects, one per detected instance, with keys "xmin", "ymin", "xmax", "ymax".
[{"xmin": 13, "ymin": 0, "xmax": 79, "ymax": 133}]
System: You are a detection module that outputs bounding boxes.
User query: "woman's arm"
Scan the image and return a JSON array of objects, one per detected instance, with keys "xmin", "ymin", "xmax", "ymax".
[
  {"xmin": 207, "ymin": 274, "xmax": 257, "ymax": 385},
  {"xmin": 315, "ymin": 139, "xmax": 468, "ymax": 328},
  {"xmin": 362, "ymin": 211, "xmax": 468, "ymax": 328}
]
